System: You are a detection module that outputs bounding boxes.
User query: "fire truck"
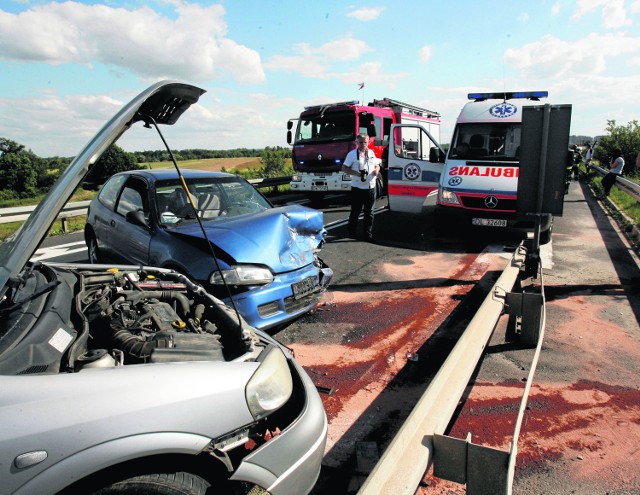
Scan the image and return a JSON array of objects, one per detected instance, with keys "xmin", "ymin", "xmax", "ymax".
[{"xmin": 286, "ymin": 98, "xmax": 441, "ymax": 203}]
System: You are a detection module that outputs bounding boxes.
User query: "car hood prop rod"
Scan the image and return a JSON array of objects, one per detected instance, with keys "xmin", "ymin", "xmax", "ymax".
[{"xmin": 140, "ymin": 113, "xmax": 244, "ymax": 328}]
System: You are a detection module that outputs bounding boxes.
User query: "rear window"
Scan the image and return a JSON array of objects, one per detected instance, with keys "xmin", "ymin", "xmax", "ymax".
[{"xmin": 97, "ymin": 175, "xmax": 128, "ymax": 210}]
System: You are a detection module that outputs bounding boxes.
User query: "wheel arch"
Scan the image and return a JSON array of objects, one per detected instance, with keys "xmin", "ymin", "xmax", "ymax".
[{"xmin": 14, "ymin": 433, "xmax": 225, "ymax": 495}]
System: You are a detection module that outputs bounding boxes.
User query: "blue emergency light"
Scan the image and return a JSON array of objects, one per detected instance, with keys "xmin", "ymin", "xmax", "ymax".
[{"xmin": 467, "ymin": 91, "xmax": 548, "ymax": 101}]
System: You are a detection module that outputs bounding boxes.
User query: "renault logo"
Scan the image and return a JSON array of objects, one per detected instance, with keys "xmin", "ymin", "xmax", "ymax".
[
  {"xmin": 484, "ymin": 195, "xmax": 498, "ymax": 208},
  {"xmin": 317, "ymin": 154, "xmax": 323, "ymax": 161}
]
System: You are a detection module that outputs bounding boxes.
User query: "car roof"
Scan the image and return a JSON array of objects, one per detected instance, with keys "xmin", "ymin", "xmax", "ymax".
[
  {"xmin": 117, "ymin": 169, "xmax": 237, "ymax": 181},
  {"xmin": 0, "ymin": 81, "xmax": 206, "ymax": 300}
]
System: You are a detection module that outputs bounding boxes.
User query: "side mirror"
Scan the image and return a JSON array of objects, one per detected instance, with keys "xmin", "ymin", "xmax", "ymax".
[
  {"xmin": 429, "ymin": 147, "xmax": 446, "ymax": 163},
  {"xmin": 287, "ymin": 120, "xmax": 293, "ymax": 130},
  {"xmin": 126, "ymin": 209, "xmax": 149, "ymax": 228},
  {"xmin": 287, "ymin": 130, "xmax": 292, "ymax": 144}
]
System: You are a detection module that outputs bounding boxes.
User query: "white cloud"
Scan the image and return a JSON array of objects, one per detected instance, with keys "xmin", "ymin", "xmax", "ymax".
[
  {"xmin": 502, "ymin": 32, "xmax": 640, "ymax": 136},
  {"xmin": 551, "ymin": 2, "xmax": 561, "ymax": 16},
  {"xmin": 504, "ymin": 32, "xmax": 640, "ymax": 79},
  {"xmin": 571, "ymin": 0, "xmax": 632, "ymax": 28},
  {"xmin": 265, "ymin": 37, "xmax": 371, "ymax": 77},
  {"xmin": 346, "ymin": 7, "xmax": 384, "ymax": 21},
  {"xmin": 419, "ymin": 46, "xmax": 433, "ymax": 64},
  {"xmin": 518, "ymin": 12, "xmax": 530, "ymax": 22},
  {"xmin": 602, "ymin": 0, "xmax": 632, "ymax": 28},
  {"xmin": 631, "ymin": 0, "xmax": 640, "ymax": 14},
  {"xmin": 0, "ymin": 1, "xmax": 265, "ymax": 84}
]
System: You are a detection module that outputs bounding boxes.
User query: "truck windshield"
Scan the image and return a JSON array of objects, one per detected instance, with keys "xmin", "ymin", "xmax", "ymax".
[
  {"xmin": 295, "ymin": 110, "xmax": 355, "ymax": 144},
  {"xmin": 449, "ymin": 123, "xmax": 521, "ymax": 162}
]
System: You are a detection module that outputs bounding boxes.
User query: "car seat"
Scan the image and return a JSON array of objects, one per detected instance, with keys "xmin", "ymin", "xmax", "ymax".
[
  {"xmin": 198, "ymin": 193, "xmax": 221, "ymax": 219},
  {"xmin": 469, "ymin": 134, "xmax": 487, "ymax": 157}
]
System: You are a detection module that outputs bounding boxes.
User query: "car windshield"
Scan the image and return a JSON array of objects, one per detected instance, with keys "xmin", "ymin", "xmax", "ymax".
[
  {"xmin": 156, "ymin": 176, "xmax": 271, "ymax": 224},
  {"xmin": 295, "ymin": 110, "xmax": 355, "ymax": 144},
  {"xmin": 449, "ymin": 122, "xmax": 521, "ymax": 162}
]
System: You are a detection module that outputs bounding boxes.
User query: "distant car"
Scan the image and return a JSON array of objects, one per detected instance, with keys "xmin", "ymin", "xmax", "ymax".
[
  {"xmin": 0, "ymin": 81, "xmax": 327, "ymax": 495},
  {"xmin": 85, "ymin": 169, "xmax": 333, "ymax": 330}
]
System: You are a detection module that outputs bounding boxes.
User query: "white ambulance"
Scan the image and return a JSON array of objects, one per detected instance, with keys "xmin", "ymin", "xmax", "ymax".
[{"xmin": 435, "ymin": 91, "xmax": 553, "ymax": 243}]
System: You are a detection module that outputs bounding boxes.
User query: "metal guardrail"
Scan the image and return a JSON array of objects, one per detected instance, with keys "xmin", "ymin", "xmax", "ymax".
[
  {"xmin": 0, "ymin": 176, "xmax": 292, "ymax": 226},
  {"xmin": 359, "ymin": 243, "xmax": 545, "ymax": 495},
  {"xmin": 590, "ymin": 164, "xmax": 640, "ymax": 201}
]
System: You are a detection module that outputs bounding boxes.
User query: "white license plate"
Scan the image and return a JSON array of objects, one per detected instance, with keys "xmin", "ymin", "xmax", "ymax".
[
  {"xmin": 312, "ymin": 185, "xmax": 328, "ymax": 191},
  {"xmin": 472, "ymin": 218, "xmax": 508, "ymax": 227},
  {"xmin": 292, "ymin": 275, "xmax": 320, "ymax": 299}
]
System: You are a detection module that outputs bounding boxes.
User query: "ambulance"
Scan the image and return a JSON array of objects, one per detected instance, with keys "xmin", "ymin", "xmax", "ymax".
[{"xmin": 435, "ymin": 91, "xmax": 553, "ymax": 243}]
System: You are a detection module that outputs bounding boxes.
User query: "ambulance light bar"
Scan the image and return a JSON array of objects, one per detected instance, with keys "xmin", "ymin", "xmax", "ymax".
[{"xmin": 467, "ymin": 91, "xmax": 548, "ymax": 101}]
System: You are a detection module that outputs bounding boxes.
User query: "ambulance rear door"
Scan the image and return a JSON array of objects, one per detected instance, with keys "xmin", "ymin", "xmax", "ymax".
[{"xmin": 387, "ymin": 123, "xmax": 444, "ymax": 213}]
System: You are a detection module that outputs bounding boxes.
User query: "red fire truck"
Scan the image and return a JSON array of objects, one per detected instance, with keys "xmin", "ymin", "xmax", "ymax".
[{"xmin": 286, "ymin": 98, "xmax": 441, "ymax": 202}]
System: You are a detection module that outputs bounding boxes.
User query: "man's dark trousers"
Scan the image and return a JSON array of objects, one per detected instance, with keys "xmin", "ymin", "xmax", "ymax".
[{"xmin": 348, "ymin": 186, "xmax": 376, "ymax": 239}]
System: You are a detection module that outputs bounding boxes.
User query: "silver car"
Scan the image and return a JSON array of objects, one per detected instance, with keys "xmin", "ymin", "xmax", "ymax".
[{"xmin": 0, "ymin": 82, "xmax": 327, "ymax": 494}]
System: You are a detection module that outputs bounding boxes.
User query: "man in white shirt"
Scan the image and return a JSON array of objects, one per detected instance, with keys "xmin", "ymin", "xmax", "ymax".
[{"xmin": 341, "ymin": 133, "xmax": 380, "ymax": 241}]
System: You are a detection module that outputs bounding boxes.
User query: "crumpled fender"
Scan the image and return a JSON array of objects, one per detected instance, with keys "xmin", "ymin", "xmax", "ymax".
[{"xmin": 168, "ymin": 205, "xmax": 326, "ymax": 273}]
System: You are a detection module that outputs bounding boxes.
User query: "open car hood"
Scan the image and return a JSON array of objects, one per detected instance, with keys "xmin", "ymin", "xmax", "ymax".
[
  {"xmin": 0, "ymin": 81, "xmax": 206, "ymax": 300},
  {"xmin": 168, "ymin": 205, "xmax": 325, "ymax": 272}
]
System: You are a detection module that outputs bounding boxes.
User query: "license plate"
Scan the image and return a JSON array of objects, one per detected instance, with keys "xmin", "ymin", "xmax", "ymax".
[
  {"xmin": 312, "ymin": 185, "xmax": 328, "ymax": 191},
  {"xmin": 472, "ymin": 218, "xmax": 508, "ymax": 227},
  {"xmin": 292, "ymin": 275, "xmax": 320, "ymax": 299}
]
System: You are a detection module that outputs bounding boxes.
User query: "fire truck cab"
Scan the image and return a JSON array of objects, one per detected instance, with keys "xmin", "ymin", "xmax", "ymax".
[
  {"xmin": 436, "ymin": 91, "xmax": 553, "ymax": 243},
  {"xmin": 287, "ymin": 98, "xmax": 441, "ymax": 202}
]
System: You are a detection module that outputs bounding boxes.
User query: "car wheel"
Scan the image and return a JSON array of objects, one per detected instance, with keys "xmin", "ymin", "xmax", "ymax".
[
  {"xmin": 86, "ymin": 233, "xmax": 100, "ymax": 264},
  {"xmin": 93, "ymin": 472, "xmax": 210, "ymax": 495}
]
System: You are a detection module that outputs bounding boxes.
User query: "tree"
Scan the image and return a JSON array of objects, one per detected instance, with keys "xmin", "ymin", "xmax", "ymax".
[
  {"xmin": 596, "ymin": 120, "xmax": 640, "ymax": 176},
  {"xmin": 260, "ymin": 147, "xmax": 288, "ymax": 178},
  {"xmin": 0, "ymin": 138, "xmax": 46, "ymax": 197},
  {"xmin": 85, "ymin": 144, "xmax": 142, "ymax": 186}
]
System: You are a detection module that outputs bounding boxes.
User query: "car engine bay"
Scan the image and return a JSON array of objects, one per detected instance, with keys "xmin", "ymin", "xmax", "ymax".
[{"xmin": 0, "ymin": 262, "xmax": 259, "ymax": 375}]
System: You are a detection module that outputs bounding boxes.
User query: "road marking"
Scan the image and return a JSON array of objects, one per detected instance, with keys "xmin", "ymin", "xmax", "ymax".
[{"xmin": 32, "ymin": 241, "xmax": 87, "ymax": 261}]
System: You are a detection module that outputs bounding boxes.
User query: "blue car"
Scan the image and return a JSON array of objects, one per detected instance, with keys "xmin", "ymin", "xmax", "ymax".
[{"xmin": 85, "ymin": 169, "xmax": 333, "ymax": 330}]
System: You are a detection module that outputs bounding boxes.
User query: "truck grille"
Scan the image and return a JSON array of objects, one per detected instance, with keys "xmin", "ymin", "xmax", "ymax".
[{"xmin": 460, "ymin": 196, "xmax": 516, "ymax": 211}]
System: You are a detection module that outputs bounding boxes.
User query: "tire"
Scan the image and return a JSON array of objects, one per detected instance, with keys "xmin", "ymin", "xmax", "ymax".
[
  {"xmin": 86, "ymin": 232, "xmax": 101, "ymax": 264},
  {"xmin": 93, "ymin": 472, "xmax": 210, "ymax": 495},
  {"xmin": 540, "ymin": 225, "xmax": 552, "ymax": 245},
  {"xmin": 375, "ymin": 175, "xmax": 385, "ymax": 199}
]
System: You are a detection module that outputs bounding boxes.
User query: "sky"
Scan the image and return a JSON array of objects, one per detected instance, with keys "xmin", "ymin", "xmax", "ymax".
[{"xmin": 1, "ymin": 0, "xmax": 639, "ymax": 158}]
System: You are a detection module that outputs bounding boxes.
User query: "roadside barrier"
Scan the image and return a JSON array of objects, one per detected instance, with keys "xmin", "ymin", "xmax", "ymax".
[
  {"xmin": 358, "ymin": 242, "xmax": 545, "ymax": 495},
  {"xmin": 0, "ymin": 176, "xmax": 292, "ymax": 229}
]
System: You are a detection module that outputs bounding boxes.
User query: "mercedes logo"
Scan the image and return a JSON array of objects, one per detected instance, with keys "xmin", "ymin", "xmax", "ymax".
[
  {"xmin": 484, "ymin": 195, "xmax": 498, "ymax": 208},
  {"xmin": 317, "ymin": 154, "xmax": 323, "ymax": 161}
]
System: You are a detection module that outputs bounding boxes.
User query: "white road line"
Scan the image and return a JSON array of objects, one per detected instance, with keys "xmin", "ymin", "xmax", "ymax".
[{"xmin": 32, "ymin": 241, "xmax": 87, "ymax": 261}]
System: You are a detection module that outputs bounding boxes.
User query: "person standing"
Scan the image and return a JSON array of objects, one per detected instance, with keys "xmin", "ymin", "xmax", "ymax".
[
  {"xmin": 341, "ymin": 133, "xmax": 380, "ymax": 241},
  {"xmin": 602, "ymin": 148, "xmax": 624, "ymax": 197},
  {"xmin": 584, "ymin": 144, "xmax": 593, "ymax": 174}
]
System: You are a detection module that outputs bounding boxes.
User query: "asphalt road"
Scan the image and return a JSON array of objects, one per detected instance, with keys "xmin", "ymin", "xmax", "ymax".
[{"xmin": 33, "ymin": 183, "xmax": 640, "ymax": 494}]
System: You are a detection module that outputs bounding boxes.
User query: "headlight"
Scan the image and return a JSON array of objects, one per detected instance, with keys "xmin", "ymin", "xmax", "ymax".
[
  {"xmin": 439, "ymin": 188, "xmax": 460, "ymax": 205},
  {"xmin": 246, "ymin": 347, "xmax": 293, "ymax": 419},
  {"xmin": 292, "ymin": 174, "xmax": 302, "ymax": 182},
  {"xmin": 210, "ymin": 265, "xmax": 274, "ymax": 285}
]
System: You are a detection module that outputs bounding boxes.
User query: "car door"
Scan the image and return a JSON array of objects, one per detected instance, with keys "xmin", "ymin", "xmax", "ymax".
[
  {"xmin": 107, "ymin": 177, "xmax": 153, "ymax": 264},
  {"xmin": 387, "ymin": 124, "xmax": 444, "ymax": 214}
]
